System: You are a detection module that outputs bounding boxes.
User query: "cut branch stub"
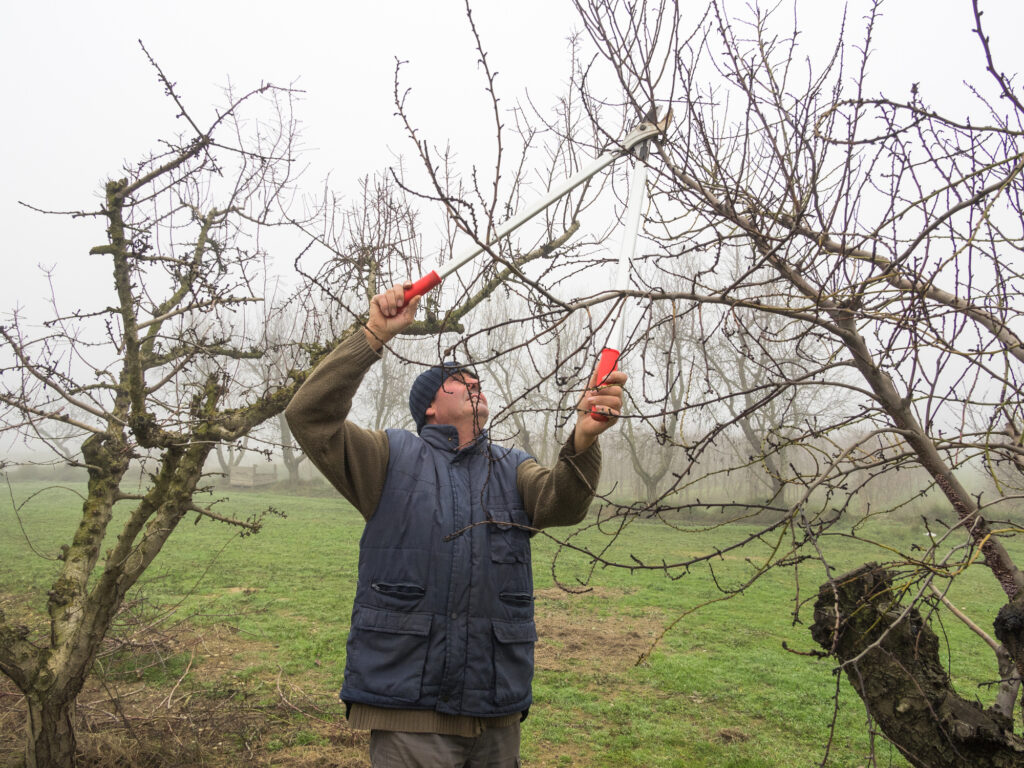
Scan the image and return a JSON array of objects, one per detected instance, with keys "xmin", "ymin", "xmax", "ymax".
[
  {"xmin": 993, "ymin": 594, "xmax": 1024, "ymax": 722},
  {"xmin": 994, "ymin": 599, "xmax": 1024, "ymax": 662},
  {"xmin": 810, "ymin": 564, "xmax": 1024, "ymax": 768}
]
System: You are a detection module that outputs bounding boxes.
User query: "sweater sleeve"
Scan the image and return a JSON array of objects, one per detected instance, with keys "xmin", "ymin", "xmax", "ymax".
[
  {"xmin": 516, "ymin": 435, "xmax": 602, "ymax": 530},
  {"xmin": 284, "ymin": 330, "xmax": 390, "ymax": 520}
]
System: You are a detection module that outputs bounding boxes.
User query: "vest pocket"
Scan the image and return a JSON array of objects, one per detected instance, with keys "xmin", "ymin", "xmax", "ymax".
[
  {"xmin": 371, "ymin": 581, "xmax": 427, "ymax": 609},
  {"xmin": 492, "ymin": 618, "xmax": 537, "ymax": 706},
  {"xmin": 371, "ymin": 582, "xmax": 425, "ymax": 597},
  {"xmin": 488, "ymin": 505, "xmax": 531, "ymax": 564},
  {"xmin": 347, "ymin": 606, "xmax": 432, "ymax": 702}
]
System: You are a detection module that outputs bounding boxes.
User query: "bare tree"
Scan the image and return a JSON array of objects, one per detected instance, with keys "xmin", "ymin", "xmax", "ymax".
[
  {"xmin": 0, "ymin": 27, "xmax": 598, "ymax": 762},
  {"xmin": 472, "ymin": 297, "xmax": 598, "ymax": 467},
  {"xmin": 213, "ymin": 437, "xmax": 248, "ymax": 478},
  {"xmin": 242, "ymin": 304, "xmax": 314, "ymax": 486},
  {"xmin": 318, "ymin": 172, "xmax": 425, "ymax": 432},
  {"xmin": 0, "ymin": 60, "xmax": 315, "ymax": 765},
  {"xmin": 697, "ymin": 266, "xmax": 849, "ymax": 509},
  {"xmin": 542, "ymin": 0, "xmax": 1024, "ymax": 762},
  {"xmin": 311, "ymin": 0, "xmax": 614, "ymax": 446}
]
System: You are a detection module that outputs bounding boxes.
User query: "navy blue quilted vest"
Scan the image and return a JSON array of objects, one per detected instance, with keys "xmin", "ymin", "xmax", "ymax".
[{"xmin": 340, "ymin": 425, "xmax": 535, "ymax": 717}]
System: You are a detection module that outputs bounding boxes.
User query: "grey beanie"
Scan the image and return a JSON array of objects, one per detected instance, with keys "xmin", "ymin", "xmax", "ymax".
[{"xmin": 408, "ymin": 361, "xmax": 477, "ymax": 433}]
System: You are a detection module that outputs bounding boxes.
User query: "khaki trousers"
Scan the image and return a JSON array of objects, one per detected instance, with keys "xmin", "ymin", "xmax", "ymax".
[{"xmin": 369, "ymin": 725, "xmax": 521, "ymax": 768}]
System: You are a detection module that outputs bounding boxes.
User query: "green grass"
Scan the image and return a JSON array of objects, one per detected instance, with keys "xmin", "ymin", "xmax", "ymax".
[{"xmin": 2, "ymin": 480, "xmax": 1021, "ymax": 766}]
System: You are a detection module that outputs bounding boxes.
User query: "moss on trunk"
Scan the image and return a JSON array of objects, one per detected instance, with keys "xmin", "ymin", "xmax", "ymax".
[{"xmin": 811, "ymin": 564, "xmax": 1024, "ymax": 768}]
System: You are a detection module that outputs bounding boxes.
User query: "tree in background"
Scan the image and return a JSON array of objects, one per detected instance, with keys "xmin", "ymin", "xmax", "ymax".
[
  {"xmin": 213, "ymin": 438, "xmax": 247, "ymax": 478},
  {"xmin": 620, "ymin": 302, "xmax": 690, "ymax": 503}
]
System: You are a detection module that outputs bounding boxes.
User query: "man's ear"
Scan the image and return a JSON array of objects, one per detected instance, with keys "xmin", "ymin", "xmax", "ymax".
[{"xmin": 424, "ymin": 402, "xmax": 436, "ymax": 421}]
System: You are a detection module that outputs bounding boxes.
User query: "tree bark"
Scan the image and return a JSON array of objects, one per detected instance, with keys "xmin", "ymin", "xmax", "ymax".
[
  {"xmin": 810, "ymin": 564, "xmax": 1024, "ymax": 767},
  {"xmin": 26, "ymin": 693, "xmax": 77, "ymax": 768},
  {"xmin": 993, "ymin": 595, "xmax": 1024, "ymax": 725}
]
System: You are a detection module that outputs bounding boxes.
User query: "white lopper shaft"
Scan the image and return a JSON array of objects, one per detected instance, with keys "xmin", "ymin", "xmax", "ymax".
[
  {"xmin": 436, "ymin": 118, "xmax": 666, "ymax": 280},
  {"xmin": 606, "ymin": 155, "xmax": 650, "ymax": 352}
]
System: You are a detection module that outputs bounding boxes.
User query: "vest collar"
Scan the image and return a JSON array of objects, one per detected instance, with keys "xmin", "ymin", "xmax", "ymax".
[{"xmin": 420, "ymin": 424, "xmax": 489, "ymax": 455}]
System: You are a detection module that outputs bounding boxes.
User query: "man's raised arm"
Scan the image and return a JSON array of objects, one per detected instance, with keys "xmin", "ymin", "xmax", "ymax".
[
  {"xmin": 518, "ymin": 365, "xmax": 628, "ymax": 529},
  {"xmin": 284, "ymin": 284, "xmax": 420, "ymax": 518}
]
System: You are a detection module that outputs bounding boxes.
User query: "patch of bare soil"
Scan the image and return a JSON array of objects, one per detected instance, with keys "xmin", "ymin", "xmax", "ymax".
[
  {"xmin": 715, "ymin": 727, "xmax": 750, "ymax": 744},
  {"xmin": 1, "ymin": 590, "xmax": 660, "ymax": 768},
  {"xmin": 0, "ymin": 619, "xmax": 367, "ymax": 768},
  {"xmin": 534, "ymin": 587, "xmax": 661, "ymax": 673}
]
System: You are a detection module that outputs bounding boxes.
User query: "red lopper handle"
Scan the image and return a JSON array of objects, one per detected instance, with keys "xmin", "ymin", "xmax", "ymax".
[
  {"xmin": 404, "ymin": 271, "xmax": 442, "ymax": 303},
  {"xmin": 591, "ymin": 347, "xmax": 621, "ymax": 423}
]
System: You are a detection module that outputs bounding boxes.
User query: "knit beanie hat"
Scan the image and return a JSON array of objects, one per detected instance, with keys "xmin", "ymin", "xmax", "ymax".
[{"xmin": 408, "ymin": 361, "xmax": 477, "ymax": 433}]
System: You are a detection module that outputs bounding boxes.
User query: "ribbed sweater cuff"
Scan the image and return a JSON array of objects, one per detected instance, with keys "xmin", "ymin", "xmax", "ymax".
[
  {"xmin": 344, "ymin": 327, "xmax": 385, "ymax": 368},
  {"xmin": 561, "ymin": 434, "xmax": 601, "ymax": 486}
]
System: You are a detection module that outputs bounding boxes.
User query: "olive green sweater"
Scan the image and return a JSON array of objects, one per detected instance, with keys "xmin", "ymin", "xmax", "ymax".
[{"xmin": 284, "ymin": 329, "xmax": 602, "ymax": 736}]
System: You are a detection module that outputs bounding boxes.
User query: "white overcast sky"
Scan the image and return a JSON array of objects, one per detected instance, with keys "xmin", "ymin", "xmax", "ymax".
[{"xmin": 1, "ymin": 0, "xmax": 1022, "ymax": 326}]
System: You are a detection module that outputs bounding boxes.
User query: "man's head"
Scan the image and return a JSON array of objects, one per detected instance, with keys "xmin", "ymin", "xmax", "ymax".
[{"xmin": 408, "ymin": 362, "xmax": 487, "ymax": 435}]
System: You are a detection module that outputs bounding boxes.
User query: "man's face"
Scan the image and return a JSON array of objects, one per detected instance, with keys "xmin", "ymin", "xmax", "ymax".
[{"xmin": 426, "ymin": 372, "xmax": 488, "ymax": 433}]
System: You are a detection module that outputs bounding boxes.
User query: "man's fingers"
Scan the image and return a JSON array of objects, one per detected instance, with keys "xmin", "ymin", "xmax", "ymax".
[
  {"xmin": 374, "ymin": 283, "xmax": 412, "ymax": 319},
  {"xmin": 593, "ymin": 370, "xmax": 627, "ymax": 389},
  {"xmin": 586, "ymin": 383, "xmax": 625, "ymax": 404},
  {"xmin": 586, "ymin": 400, "xmax": 622, "ymax": 418},
  {"xmin": 578, "ymin": 368, "xmax": 626, "ymax": 406},
  {"xmin": 372, "ymin": 293, "xmax": 392, "ymax": 318},
  {"xmin": 585, "ymin": 373, "xmax": 627, "ymax": 398},
  {"xmin": 579, "ymin": 403, "xmax": 621, "ymax": 418},
  {"xmin": 579, "ymin": 384, "xmax": 623, "ymax": 414},
  {"xmin": 385, "ymin": 285, "xmax": 402, "ymax": 316},
  {"xmin": 585, "ymin": 389, "xmax": 622, "ymax": 406}
]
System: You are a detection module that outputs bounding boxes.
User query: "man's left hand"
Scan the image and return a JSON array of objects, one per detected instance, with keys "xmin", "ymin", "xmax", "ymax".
[{"xmin": 573, "ymin": 368, "xmax": 627, "ymax": 453}]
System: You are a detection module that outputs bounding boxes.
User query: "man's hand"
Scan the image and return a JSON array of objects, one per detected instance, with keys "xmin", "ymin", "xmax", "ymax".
[
  {"xmin": 572, "ymin": 367, "xmax": 627, "ymax": 453},
  {"xmin": 364, "ymin": 282, "xmax": 420, "ymax": 351}
]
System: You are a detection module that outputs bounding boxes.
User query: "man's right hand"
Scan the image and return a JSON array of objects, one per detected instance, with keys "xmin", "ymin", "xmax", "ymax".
[{"xmin": 364, "ymin": 282, "xmax": 420, "ymax": 351}]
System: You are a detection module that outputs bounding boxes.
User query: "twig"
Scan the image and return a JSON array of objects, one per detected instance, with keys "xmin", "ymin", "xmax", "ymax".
[{"xmin": 162, "ymin": 647, "xmax": 196, "ymax": 709}]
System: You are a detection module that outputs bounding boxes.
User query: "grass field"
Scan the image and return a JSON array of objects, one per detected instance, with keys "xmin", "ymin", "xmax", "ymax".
[{"xmin": 1, "ymin": 481, "xmax": 1020, "ymax": 767}]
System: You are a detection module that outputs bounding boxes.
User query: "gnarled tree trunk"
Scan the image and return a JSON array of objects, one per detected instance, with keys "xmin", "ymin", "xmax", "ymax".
[
  {"xmin": 26, "ymin": 692, "xmax": 78, "ymax": 768},
  {"xmin": 811, "ymin": 564, "xmax": 1024, "ymax": 767}
]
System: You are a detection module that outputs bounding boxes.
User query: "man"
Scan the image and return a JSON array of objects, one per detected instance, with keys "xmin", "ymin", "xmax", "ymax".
[{"xmin": 285, "ymin": 282, "xmax": 626, "ymax": 767}]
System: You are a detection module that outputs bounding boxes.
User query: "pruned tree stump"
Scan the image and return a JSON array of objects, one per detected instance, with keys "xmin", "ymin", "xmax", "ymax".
[{"xmin": 810, "ymin": 563, "xmax": 1024, "ymax": 768}]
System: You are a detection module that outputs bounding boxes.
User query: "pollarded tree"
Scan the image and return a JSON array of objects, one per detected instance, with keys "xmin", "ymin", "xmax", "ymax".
[
  {"xmin": 0, "ymin": 63, "xmax": 312, "ymax": 767},
  {"xmin": 0, "ymin": 41, "xmax": 588, "ymax": 765}
]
